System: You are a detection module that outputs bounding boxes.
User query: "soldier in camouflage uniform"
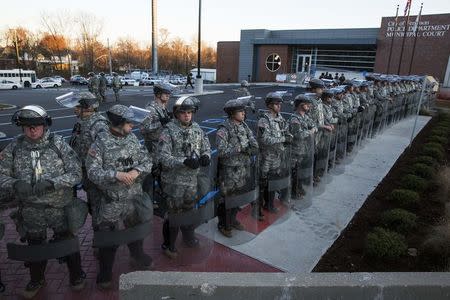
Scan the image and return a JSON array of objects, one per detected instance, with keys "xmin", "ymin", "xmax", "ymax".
[
  {"xmin": 98, "ymin": 72, "xmax": 108, "ymax": 103},
  {"xmin": 0, "ymin": 105, "xmax": 85, "ymax": 298},
  {"xmin": 87, "ymin": 72, "xmax": 100, "ymax": 100},
  {"xmin": 289, "ymin": 95, "xmax": 317, "ymax": 198},
  {"xmin": 216, "ymin": 98, "xmax": 258, "ymax": 237},
  {"xmin": 235, "ymin": 80, "xmax": 251, "ymax": 97},
  {"xmin": 86, "ymin": 105, "xmax": 153, "ymax": 289},
  {"xmin": 112, "ymin": 73, "xmax": 122, "ymax": 102},
  {"xmin": 257, "ymin": 92, "xmax": 291, "ymax": 218},
  {"xmin": 141, "ymin": 83, "xmax": 173, "ymax": 196},
  {"xmin": 60, "ymin": 92, "xmax": 109, "ymax": 227},
  {"xmin": 158, "ymin": 96, "xmax": 211, "ymax": 259}
]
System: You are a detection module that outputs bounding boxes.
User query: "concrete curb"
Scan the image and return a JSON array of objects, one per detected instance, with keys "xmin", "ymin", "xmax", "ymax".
[{"xmin": 120, "ymin": 271, "xmax": 450, "ymax": 300}]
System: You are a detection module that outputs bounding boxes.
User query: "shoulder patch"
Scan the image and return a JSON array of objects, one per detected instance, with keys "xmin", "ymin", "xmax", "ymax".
[{"xmin": 88, "ymin": 147, "xmax": 97, "ymax": 157}]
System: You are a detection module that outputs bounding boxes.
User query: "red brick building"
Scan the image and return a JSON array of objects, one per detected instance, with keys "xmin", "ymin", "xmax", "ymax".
[{"xmin": 217, "ymin": 13, "xmax": 450, "ymax": 87}]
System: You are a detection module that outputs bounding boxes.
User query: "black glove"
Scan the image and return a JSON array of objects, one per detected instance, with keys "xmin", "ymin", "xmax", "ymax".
[
  {"xmin": 347, "ymin": 117, "xmax": 353, "ymax": 123},
  {"xmin": 358, "ymin": 106, "xmax": 365, "ymax": 112},
  {"xmin": 33, "ymin": 180, "xmax": 55, "ymax": 197},
  {"xmin": 183, "ymin": 157, "xmax": 200, "ymax": 169},
  {"xmin": 284, "ymin": 133, "xmax": 293, "ymax": 145},
  {"xmin": 13, "ymin": 180, "xmax": 33, "ymax": 199},
  {"xmin": 199, "ymin": 155, "xmax": 210, "ymax": 167}
]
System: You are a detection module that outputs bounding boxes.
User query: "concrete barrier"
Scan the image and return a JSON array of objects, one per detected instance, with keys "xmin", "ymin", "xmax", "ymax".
[{"xmin": 120, "ymin": 271, "xmax": 450, "ymax": 300}]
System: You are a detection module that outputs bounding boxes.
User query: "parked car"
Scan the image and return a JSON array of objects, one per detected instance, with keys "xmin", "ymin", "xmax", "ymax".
[
  {"xmin": 32, "ymin": 79, "xmax": 62, "ymax": 89},
  {"xmin": 0, "ymin": 80, "xmax": 23, "ymax": 90},
  {"xmin": 52, "ymin": 75, "xmax": 67, "ymax": 83},
  {"xmin": 119, "ymin": 77, "xmax": 139, "ymax": 86},
  {"xmin": 70, "ymin": 75, "xmax": 89, "ymax": 85}
]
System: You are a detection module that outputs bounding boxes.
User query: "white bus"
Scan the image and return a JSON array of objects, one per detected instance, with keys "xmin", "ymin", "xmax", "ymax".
[{"xmin": 0, "ymin": 69, "xmax": 37, "ymax": 88}]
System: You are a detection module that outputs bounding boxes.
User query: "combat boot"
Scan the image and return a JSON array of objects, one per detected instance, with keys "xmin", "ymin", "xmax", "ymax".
[
  {"xmin": 128, "ymin": 240, "xmax": 153, "ymax": 268},
  {"xmin": 22, "ymin": 280, "xmax": 45, "ymax": 299},
  {"xmin": 251, "ymin": 204, "xmax": 264, "ymax": 221},
  {"xmin": 218, "ymin": 226, "xmax": 232, "ymax": 238},
  {"xmin": 70, "ymin": 271, "xmax": 86, "ymax": 291}
]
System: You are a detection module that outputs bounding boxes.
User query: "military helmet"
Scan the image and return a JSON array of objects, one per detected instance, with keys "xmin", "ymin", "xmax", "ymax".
[
  {"xmin": 264, "ymin": 92, "xmax": 284, "ymax": 106},
  {"xmin": 11, "ymin": 105, "xmax": 52, "ymax": 127},
  {"xmin": 321, "ymin": 89, "xmax": 335, "ymax": 98},
  {"xmin": 106, "ymin": 104, "xmax": 134, "ymax": 127},
  {"xmin": 88, "ymin": 72, "xmax": 95, "ymax": 77},
  {"xmin": 309, "ymin": 78, "xmax": 325, "ymax": 89},
  {"xmin": 293, "ymin": 94, "xmax": 313, "ymax": 108},
  {"xmin": 56, "ymin": 91, "xmax": 98, "ymax": 109},
  {"xmin": 173, "ymin": 96, "xmax": 200, "ymax": 114},
  {"xmin": 99, "ymin": 72, "xmax": 105, "ymax": 76},
  {"xmin": 241, "ymin": 80, "xmax": 249, "ymax": 87},
  {"xmin": 223, "ymin": 98, "xmax": 248, "ymax": 115},
  {"xmin": 153, "ymin": 83, "xmax": 173, "ymax": 96}
]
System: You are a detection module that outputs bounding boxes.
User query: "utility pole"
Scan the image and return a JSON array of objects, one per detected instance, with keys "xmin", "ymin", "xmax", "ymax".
[
  {"xmin": 13, "ymin": 29, "xmax": 23, "ymax": 83},
  {"xmin": 108, "ymin": 38, "xmax": 113, "ymax": 75},
  {"xmin": 152, "ymin": 0, "xmax": 158, "ymax": 75},
  {"xmin": 195, "ymin": 0, "xmax": 203, "ymax": 94}
]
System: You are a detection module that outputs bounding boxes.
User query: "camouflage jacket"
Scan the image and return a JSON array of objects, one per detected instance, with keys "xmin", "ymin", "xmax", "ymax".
[
  {"xmin": 216, "ymin": 119, "xmax": 258, "ymax": 167},
  {"xmin": 88, "ymin": 76, "xmax": 99, "ymax": 91},
  {"xmin": 70, "ymin": 112, "xmax": 109, "ymax": 166},
  {"xmin": 141, "ymin": 101, "xmax": 171, "ymax": 155},
  {"xmin": 86, "ymin": 130, "xmax": 152, "ymax": 203},
  {"xmin": 257, "ymin": 112, "xmax": 289, "ymax": 150},
  {"xmin": 99, "ymin": 76, "xmax": 107, "ymax": 89},
  {"xmin": 307, "ymin": 94, "xmax": 325, "ymax": 126},
  {"xmin": 322, "ymin": 102, "xmax": 338, "ymax": 125},
  {"xmin": 0, "ymin": 131, "xmax": 82, "ymax": 208},
  {"xmin": 112, "ymin": 77, "xmax": 121, "ymax": 89},
  {"xmin": 289, "ymin": 112, "xmax": 316, "ymax": 154},
  {"xmin": 158, "ymin": 119, "xmax": 211, "ymax": 187}
]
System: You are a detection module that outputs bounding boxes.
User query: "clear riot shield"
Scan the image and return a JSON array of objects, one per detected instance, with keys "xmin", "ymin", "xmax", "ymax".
[
  {"xmin": 313, "ymin": 128, "xmax": 332, "ymax": 195},
  {"xmin": 292, "ymin": 131, "xmax": 315, "ymax": 210},
  {"xmin": 356, "ymin": 110, "xmax": 367, "ymax": 148},
  {"xmin": 267, "ymin": 142, "xmax": 292, "ymax": 225},
  {"xmin": 327, "ymin": 124, "xmax": 339, "ymax": 179},
  {"xmin": 331, "ymin": 120, "xmax": 347, "ymax": 175},
  {"xmin": 367, "ymin": 104, "xmax": 376, "ymax": 140},
  {"xmin": 161, "ymin": 163, "xmax": 216, "ymax": 266},
  {"xmin": 216, "ymin": 153, "xmax": 260, "ymax": 246}
]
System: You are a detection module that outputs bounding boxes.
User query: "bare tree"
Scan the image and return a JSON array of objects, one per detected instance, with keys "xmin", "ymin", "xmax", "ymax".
[{"xmin": 74, "ymin": 12, "xmax": 103, "ymax": 72}]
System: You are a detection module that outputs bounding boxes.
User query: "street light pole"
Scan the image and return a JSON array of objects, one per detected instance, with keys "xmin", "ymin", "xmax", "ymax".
[
  {"xmin": 195, "ymin": 0, "xmax": 203, "ymax": 94},
  {"xmin": 107, "ymin": 38, "xmax": 113, "ymax": 75}
]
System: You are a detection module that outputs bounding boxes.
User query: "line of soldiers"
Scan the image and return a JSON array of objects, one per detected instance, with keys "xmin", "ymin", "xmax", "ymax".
[
  {"xmin": 87, "ymin": 72, "xmax": 122, "ymax": 103},
  {"xmin": 0, "ymin": 75, "xmax": 434, "ymax": 298}
]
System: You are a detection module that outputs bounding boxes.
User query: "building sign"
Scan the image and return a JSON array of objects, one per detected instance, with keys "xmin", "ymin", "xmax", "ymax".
[{"xmin": 385, "ymin": 19, "xmax": 450, "ymax": 38}]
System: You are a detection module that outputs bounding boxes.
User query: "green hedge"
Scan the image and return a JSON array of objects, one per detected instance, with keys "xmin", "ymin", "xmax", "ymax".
[
  {"xmin": 430, "ymin": 129, "xmax": 448, "ymax": 137},
  {"xmin": 411, "ymin": 163, "xmax": 435, "ymax": 179},
  {"xmin": 380, "ymin": 209, "xmax": 417, "ymax": 233},
  {"xmin": 366, "ymin": 227, "xmax": 408, "ymax": 260},
  {"xmin": 400, "ymin": 175, "xmax": 428, "ymax": 193},
  {"xmin": 414, "ymin": 156, "xmax": 438, "ymax": 168},
  {"xmin": 427, "ymin": 135, "xmax": 448, "ymax": 146},
  {"xmin": 424, "ymin": 142, "xmax": 445, "ymax": 153},
  {"xmin": 422, "ymin": 147, "xmax": 444, "ymax": 162}
]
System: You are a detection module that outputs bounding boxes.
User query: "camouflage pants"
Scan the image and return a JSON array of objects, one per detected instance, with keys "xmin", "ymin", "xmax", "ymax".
[
  {"xmin": 219, "ymin": 164, "xmax": 252, "ymax": 196},
  {"xmin": 162, "ymin": 182, "xmax": 197, "ymax": 212},
  {"xmin": 260, "ymin": 152, "xmax": 283, "ymax": 180},
  {"xmin": 99, "ymin": 88, "xmax": 106, "ymax": 101},
  {"xmin": 113, "ymin": 88, "xmax": 120, "ymax": 102},
  {"xmin": 21, "ymin": 206, "xmax": 67, "ymax": 239}
]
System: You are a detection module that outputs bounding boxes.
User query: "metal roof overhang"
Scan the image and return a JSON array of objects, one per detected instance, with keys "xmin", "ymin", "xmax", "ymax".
[{"xmin": 252, "ymin": 38, "xmax": 377, "ymax": 45}]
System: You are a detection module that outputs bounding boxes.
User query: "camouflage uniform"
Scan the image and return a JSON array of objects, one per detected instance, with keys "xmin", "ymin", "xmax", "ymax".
[
  {"xmin": 112, "ymin": 75, "xmax": 121, "ymax": 102},
  {"xmin": 142, "ymin": 101, "xmax": 171, "ymax": 157},
  {"xmin": 98, "ymin": 74, "xmax": 108, "ymax": 102},
  {"xmin": 86, "ymin": 130, "xmax": 152, "ymax": 225},
  {"xmin": 158, "ymin": 115, "xmax": 211, "ymax": 254},
  {"xmin": 86, "ymin": 104, "xmax": 153, "ymax": 286},
  {"xmin": 216, "ymin": 118, "xmax": 258, "ymax": 232},
  {"xmin": 289, "ymin": 111, "xmax": 316, "ymax": 197},
  {"xmin": 88, "ymin": 75, "xmax": 100, "ymax": 99},
  {"xmin": 0, "ymin": 127, "xmax": 85, "ymax": 291},
  {"xmin": 70, "ymin": 112, "xmax": 108, "ymax": 225},
  {"xmin": 158, "ymin": 119, "xmax": 211, "ymax": 211},
  {"xmin": 257, "ymin": 111, "xmax": 290, "ymax": 212}
]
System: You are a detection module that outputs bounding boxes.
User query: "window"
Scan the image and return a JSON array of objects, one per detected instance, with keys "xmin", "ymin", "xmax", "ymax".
[{"xmin": 265, "ymin": 53, "xmax": 281, "ymax": 72}]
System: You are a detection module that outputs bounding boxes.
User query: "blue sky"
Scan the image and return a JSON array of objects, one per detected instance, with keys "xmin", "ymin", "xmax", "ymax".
[{"xmin": 1, "ymin": 0, "xmax": 449, "ymax": 46}]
